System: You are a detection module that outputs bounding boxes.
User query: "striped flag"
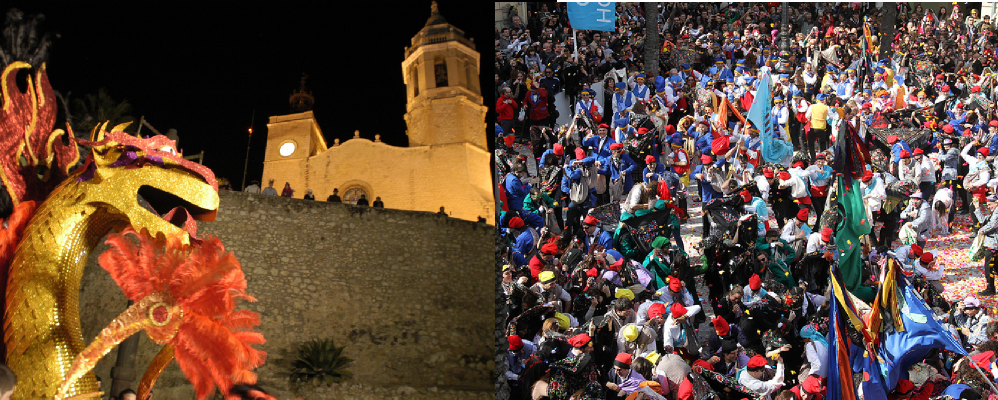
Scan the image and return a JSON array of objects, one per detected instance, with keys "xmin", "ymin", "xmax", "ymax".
[
  {"xmin": 863, "ymin": 19, "xmax": 875, "ymax": 56},
  {"xmin": 827, "ymin": 282, "xmax": 858, "ymax": 400},
  {"xmin": 717, "ymin": 95, "xmax": 746, "ymax": 131},
  {"xmin": 866, "ymin": 257, "xmax": 904, "ymax": 341},
  {"xmin": 829, "ymin": 263, "xmax": 887, "ymax": 400},
  {"xmin": 829, "ymin": 264, "xmax": 869, "ymax": 338},
  {"xmin": 847, "ymin": 252, "xmax": 969, "ymax": 396}
]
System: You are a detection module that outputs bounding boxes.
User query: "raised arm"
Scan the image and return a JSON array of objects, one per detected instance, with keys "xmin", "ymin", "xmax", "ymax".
[{"xmin": 961, "ymin": 143, "xmax": 977, "ymax": 165}]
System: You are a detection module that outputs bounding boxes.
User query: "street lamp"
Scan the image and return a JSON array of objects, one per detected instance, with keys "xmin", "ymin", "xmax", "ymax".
[
  {"xmin": 776, "ymin": 2, "xmax": 794, "ymax": 76},
  {"xmin": 241, "ymin": 110, "xmax": 254, "ymax": 191}
]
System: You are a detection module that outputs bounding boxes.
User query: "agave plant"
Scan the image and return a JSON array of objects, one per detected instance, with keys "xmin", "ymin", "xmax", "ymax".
[{"xmin": 290, "ymin": 338, "xmax": 353, "ymax": 386}]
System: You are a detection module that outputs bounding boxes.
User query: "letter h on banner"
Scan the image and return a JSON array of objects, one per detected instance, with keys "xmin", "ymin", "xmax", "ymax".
[{"xmin": 567, "ymin": 2, "xmax": 616, "ymax": 32}]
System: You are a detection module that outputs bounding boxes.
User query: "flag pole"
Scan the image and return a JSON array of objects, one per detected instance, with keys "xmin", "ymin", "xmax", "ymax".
[
  {"xmin": 970, "ymin": 360, "xmax": 998, "ymax": 396},
  {"xmin": 573, "ymin": 28, "xmax": 578, "ymax": 61}
]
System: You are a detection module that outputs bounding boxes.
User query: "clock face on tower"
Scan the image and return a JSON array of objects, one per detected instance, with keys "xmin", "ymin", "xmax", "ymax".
[{"xmin": 279, "ymin": 141, "xmax": 296, "ymax": 157}]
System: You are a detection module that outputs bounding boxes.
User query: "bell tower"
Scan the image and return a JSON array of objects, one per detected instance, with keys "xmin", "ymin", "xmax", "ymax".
[
  {"xmin": 262, "ymin": 74, "xmax": 327, "ymax": 197},
  {"xmin": 290, "ymin": 73, "xmax": 314, "ymax": 113},
  {"xmin": 402, "ymin": 1, "xmax": 486, "ymax": 150}
]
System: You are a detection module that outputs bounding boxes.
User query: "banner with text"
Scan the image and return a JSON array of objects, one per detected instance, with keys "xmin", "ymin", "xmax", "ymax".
[{"xmin": 567, "ymin": 2, "xmax": 616, "ymax": 32}]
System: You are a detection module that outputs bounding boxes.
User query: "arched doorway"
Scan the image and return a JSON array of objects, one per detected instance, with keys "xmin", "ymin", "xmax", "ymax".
[{"xmin": 342, "ymin": 187, "xmax": 368, "ymax": 205}]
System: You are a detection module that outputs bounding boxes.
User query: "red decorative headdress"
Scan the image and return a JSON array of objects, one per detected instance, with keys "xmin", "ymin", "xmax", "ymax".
[{"xmin": 56, "ymin": 228, "xmax": 265, "ymax": 400}]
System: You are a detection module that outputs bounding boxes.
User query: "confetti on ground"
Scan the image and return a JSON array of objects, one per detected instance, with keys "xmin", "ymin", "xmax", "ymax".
[{"xmin": 936, "ymin": 212, "xmax": 995, "ymax": 309}]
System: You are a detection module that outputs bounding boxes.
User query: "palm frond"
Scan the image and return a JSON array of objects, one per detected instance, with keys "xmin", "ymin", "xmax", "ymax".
[
  {"xmin": 69, "ymin": 87, "xmax": 136, "ymax": 135},
  {"xmin": 288, "ymin": 338, "xmax": 352, "ymax": 385}
]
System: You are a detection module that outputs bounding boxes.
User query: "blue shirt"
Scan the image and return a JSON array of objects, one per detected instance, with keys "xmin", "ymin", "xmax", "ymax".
[
  {"xmin": 512, "ymin": 230, "xmax": 535, "ymax": 267},
  {"xmin": 599, "ymin": 154, "xmax": 637, "ymax": 193},
  {"xmin": 538, "ymin": 149, "xmax": 564, "ymax": 167},
  {"xmin": 585, "ymin": 229, "xmax": 614, "ymax": 253},
  {"xmin": 506, "ymin": 340, "xmax": 537, "ymax": 381},
  {"xmin": 561, "ymin": 158, "xmax": 597, "ymax": 207},
  {"xmin": 505, "ymin": 173, "xmax": 531, "ymax": 212},
  {"xmin": 539, "ymin": 76, "xmax": 561, "ymax": 95},
  {"xmin": 693, "ymin": 165, "xmax": 722, "ymax": 203},
  {"xmin": 583, "ymin": 135, "xmax": 616, "ymax": 160},
  {"xmin": 891, "ymin": 141, "xmax": 912, "ymax": 164},
  {"xmin": 988, "ymin": 134, "xmax": 998, "ymax": 155},
  {"xmin": 694, "ymin": 129, "xmax": 714, "ymax": 155},
  {"xmin": 643, "ymin": 163, "xmax": 668, "ymax": 183},
  {"xmin": 510, "ymin": 213, "xmax": 545, "ymax": 266}
]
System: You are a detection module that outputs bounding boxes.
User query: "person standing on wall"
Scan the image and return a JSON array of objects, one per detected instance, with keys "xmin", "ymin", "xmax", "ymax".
[
  {"xmin": 327, "ymin": 188, "xmax": 342, "ymax": 202},
  {"xmin": 280, "ymin": 182, "xmax": 294, "ymax": 198},
  {"xmin": 261, "ymin": 180, "xmax": 278, "ymax": 196},
  {"xmin": 243, "ymin": 180, "xmax": 260, "ymax": 194}
]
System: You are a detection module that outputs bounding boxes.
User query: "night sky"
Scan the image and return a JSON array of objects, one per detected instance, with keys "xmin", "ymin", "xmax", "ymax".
[{"xmin": 2, "ymin": 1, "xmax": 489, "ymax": 188}]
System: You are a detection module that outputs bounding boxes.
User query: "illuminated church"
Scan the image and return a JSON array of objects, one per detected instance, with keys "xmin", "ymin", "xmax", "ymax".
[{"xmin": 261, "ymin": 2, "xmax": 491, "ymax": 223}]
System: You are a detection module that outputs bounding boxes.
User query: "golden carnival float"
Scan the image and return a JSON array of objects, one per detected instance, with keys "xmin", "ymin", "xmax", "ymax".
[{"xmin": 0, "ymin": 62, "xmax": 265, "ymax": 399}]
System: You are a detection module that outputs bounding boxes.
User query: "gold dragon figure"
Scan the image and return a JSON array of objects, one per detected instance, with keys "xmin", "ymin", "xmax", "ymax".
[{"xmin": 0, "ymin": 62, "xmax": 233, "ymax": 398}]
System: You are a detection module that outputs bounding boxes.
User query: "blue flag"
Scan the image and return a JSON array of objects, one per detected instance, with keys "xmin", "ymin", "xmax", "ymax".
[
  {"xmin": 851, "ymin": 343, "xmax": 889, "ymax": 400},
  {"xmin": 746, "ymin": 72, "xmax": 773, "ymax": 140},
  {"xmin": 747, "ymin": 72, "xmax": 792, "ymax": 163},
  {"xmin": 877, "ymin": 278, "xmax": 967, "ymax": 392},
  {"xmin": 567, "ymin": 2, "xmax": 616, "ymax": 32}
]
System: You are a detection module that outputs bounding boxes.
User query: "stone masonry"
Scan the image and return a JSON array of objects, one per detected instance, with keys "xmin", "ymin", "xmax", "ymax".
[{"xmin": 78, "ymin": 190, "xmax": 493, "ymax": 399}]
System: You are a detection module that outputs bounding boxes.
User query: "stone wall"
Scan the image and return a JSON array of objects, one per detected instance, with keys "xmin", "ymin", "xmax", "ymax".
[{"xmin": 79, "ymin": 190, "xmax": 493, "ymax": 399}]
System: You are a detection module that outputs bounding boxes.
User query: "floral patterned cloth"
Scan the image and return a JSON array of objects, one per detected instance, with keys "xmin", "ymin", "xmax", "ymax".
[
  {"xmin": 670, "ymin": 47, "xmax": 700, "ymax": 68},
  {"xmin": 590, "ymin": 202, "xmax": 622, "ymax": 233},
  {"xmin": 870, "ymin": 127, "xmax": 934, "ymax": 150},
  {"xmin": 507, "ymin": 305, "xmax": 556, "ymax": 337},
  {"xmin": 698, "ymin": 368, "xmax": 766, "ymax": 400},
  {"xmin": 539, "ymin": 165, "xmax": 563, "ymax": 194},
  {"xmin": 625, "ymin": 129, "xmax": 657, "ymax": 162},
  {"xmin": 703, "ymin": 196, "xmax": 743, "ymax": 232},
  {"xmin": 688, "ymin": 370, "xmax": 722, "ymax": 400},
  {"xmin": 547, "ymin": 353, "xmax": 605, "ymax": 400}
]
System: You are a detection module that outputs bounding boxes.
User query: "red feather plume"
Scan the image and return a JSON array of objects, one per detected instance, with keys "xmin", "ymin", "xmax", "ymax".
[{"xmin": 99, "ymin": 228, "xmax": 266, "ymax": 399}]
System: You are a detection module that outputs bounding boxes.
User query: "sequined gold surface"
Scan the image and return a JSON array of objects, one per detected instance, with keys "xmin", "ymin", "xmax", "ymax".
[
  {"xmin": 54, "ymin": 293, "xmax": 180, "ymax": 400},
  {"xmin": 4, "ymin": 123, "xmax": 218, "ymax": 398}
]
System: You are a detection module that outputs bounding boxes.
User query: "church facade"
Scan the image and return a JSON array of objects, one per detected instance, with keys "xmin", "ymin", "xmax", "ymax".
[{"xmin": 261, "ymin": 3, "xmax": 492, "ymax": 224}]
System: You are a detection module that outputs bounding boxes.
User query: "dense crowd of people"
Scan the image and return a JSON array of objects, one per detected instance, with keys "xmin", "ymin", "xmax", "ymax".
[{"xmin": 496, "ymin": 2, "xmax": 998, "ymax": 400}]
